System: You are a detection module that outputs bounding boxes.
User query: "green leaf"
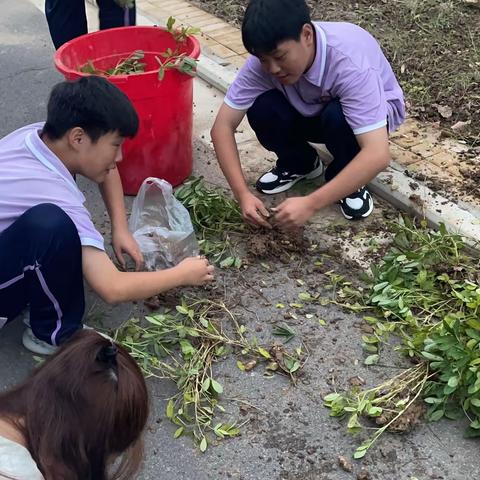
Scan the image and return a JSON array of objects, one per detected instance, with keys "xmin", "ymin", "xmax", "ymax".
[
  {"xmin": 220, "ymin": 256, "xmax": 235, "ymax": 268},
  {"xmin": 176, "ymin": 305, "xmax": 189, "ymax": 315},
  {"xmin": 199, "ymin": 437, "xmax": 208, "ymax": 452},
  {"xmin": 166, "ymin": 399, "xmax": 175, "ymax": 419},
  {"xmin": 470, "ymin": 398, "xmax": 480, "ymax": 407},
  {"xmin": 324, "ymin": 393, "xmax": 341, "ymax": 402},
  {"xmin": 447, "ymin": 376, "xmax": 459, "ymax": 388},
  {"xmin": 174, "ymin": 426, "xmax": 184, "ymax": 438},
  {"xmin": 368, "ymin": 406, "xmax": 383, "ymax": 417},
  {"xmin": 202, "ymin": 377, "xmax": 211, "ymax": 392},
  {"xmin": 299, "ymin": 292, "xmax": 313, "ymax": 301},
  {"xmin": 257, "ymin": 347, "xmax": 271, "ymax": 359},
  {"xmin": 354, "ymin": 447, "xmax": 367, "ymax": 459},
  {"xmin": 166, "ymin": 16, "xmax": 175, "ymax": 31},
  {"xmin": 421, "ymin": 351, "xmax": 443, "ymax": 362},
  {"xmin": 237, "ymin": 361, "xmax": 246, "ymax": 371},
  {"xmin": 211, "ymin": 379, "xmax": 224, "ymax": 394},
  {"xmin": 364, "ymin": 354, "xmax": 379, "ymax": 365},
  {"xmin": 429, "ymin": 409, "xmax": 444, "ymax": 422}
]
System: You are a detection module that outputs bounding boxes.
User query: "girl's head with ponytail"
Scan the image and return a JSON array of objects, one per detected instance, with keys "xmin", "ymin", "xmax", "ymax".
[{"xmin": 0, "ymin": 330, "xmax": 149, "ymax": 480}]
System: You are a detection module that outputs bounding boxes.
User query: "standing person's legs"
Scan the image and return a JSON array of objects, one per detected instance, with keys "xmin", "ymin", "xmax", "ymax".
[
  {"xmin": 45, "ymin": 0, "xmax": 88, "ymax": 49},
  {"xmin": 0, "ymin": 204, "xmax": 85, "ymax": 354},
  {"xmin": 247, "ymin": 90, "xmax": 324, "ymax": 194},
  {"xmin": 96, "ymin": 0, "xmax": 136, "ymax": 28}
]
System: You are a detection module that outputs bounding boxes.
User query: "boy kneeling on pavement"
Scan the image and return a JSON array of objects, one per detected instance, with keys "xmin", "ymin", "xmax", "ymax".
[
  {"xmin": 211, "ymin": 0, "xmax": 405, "ymax": 229},
  {"xmin": 0, "ymin": 76, "xmax": 214, "ymax": 355}
]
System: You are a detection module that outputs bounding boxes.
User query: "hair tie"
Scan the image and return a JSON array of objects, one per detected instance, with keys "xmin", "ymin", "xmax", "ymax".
[{"xmin": 97, "ymin": 342, "xmax": 118, "ymax": 368}]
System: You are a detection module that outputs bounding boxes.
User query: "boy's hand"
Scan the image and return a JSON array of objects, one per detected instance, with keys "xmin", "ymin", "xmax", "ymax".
[
  {"xmin": 273, "ymin": 196, "xmax": 317, "ymax": 230},
  {"xmin": 239, "ymin": 191, "xmax": 272, "ymax": 229},
  {"xmin": 112, "ymin": 227, "xmax": 144, "ymax": 271},
  {"xmin": 176, "ymin": 256, "xmax": 215, "ymax": 285}
]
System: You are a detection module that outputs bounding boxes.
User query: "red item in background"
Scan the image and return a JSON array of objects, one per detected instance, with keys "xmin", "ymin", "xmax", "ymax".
[{"xmin": 54, "ymin": 26, "xmax": 200, "ymax": 194}]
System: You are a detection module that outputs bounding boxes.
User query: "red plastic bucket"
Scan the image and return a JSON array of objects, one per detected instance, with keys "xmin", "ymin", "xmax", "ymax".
[{"xmin": 54, "ymin": 26, "xmax": 200, "ymax": 194}]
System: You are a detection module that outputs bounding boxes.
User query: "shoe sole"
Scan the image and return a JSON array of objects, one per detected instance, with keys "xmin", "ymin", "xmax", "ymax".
[
  {"xmin": 257, "ymin": 162, "xmax": 325, "ymax": 195},
  {"xmin": 340, "ymin": 196, "xmax": 374, "ymax": 220},
  {"xmin": 22, "ymin": 329, "xmax": 57, "ymax": 355}
]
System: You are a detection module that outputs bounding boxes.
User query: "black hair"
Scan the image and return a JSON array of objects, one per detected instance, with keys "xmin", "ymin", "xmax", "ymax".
[
  {"xmin": 242, "ymin": 0, "xmax": 311, "ymax": 56},
  {"xmin": 43, "ymin": 76, "xmax": 139, "ymax": 143}
]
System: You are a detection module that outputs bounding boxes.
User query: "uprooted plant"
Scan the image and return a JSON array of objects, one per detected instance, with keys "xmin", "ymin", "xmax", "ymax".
[
  {"xmin": 114, "ymin": 298, "xmax": 306, "ymax": 451},
  {"xmin": 174, "ymin": 177, "xmax": 246, "ymax": 267},
  {"xmin": 317, "ymin": 217, "xmax": 480, "ymax": 457},
  {"xmin": 79, "ymin": 17, "xmax": 199, "ymax": 79}
]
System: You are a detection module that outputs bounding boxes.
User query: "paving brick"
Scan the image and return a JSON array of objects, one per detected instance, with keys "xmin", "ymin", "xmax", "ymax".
[
  {"xmin": 200, "ymin": 22, "xmax": 231, "ymax": 33},
  {"xmin": 149, "ymin": 0, "xmax": 187, "ymax": 8},
  {"xmin": 429, "ymin": 151, "xmax": 458, "ymax": 168},
  {"xmin": 390, "ymin": 133, "xmax": 424, "ymax": 149},
  {"xmin": 214, "ymin": 31, "xmax": 243, "ymax": 43},
  {"xmin": 390, "ymin": 118, "xmax": 423, "ymax": 138},
  {"xmin": 407, "ymin": 160, "xmax": 449, "ymax": 180},
  {"xmin": 207, "ymin": 26, "xmax": 239, "ymax": 38},
  {"xmin": 410, "ymin": 143, "xmax": 444, "ymax": 158},
  {"xmin": 389, "ymin": 143, "xmax": 422, "ymax": 166},
  {"xmin": 207, "ymin": 43, "xmax": 238, "ymax": 59},
  {"xmin": 180, "ymin": 11, "xmax": 216, "ymax": 24},
  {"xmin": 172, "ymin": 5, "xmax": 201, "ymax": 16}
]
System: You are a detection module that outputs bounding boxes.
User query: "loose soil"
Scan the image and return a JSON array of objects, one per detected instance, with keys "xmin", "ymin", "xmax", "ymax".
[
  {"xmin": 192, "ymin": 0, "xmax": 480, "ymax": 146},
  {"xmin": 246, "ymin": 227, "xmax": 310, "ymax": 259}
]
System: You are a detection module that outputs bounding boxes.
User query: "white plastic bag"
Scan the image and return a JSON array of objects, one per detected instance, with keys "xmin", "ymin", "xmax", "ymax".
[{"xmin": 129, "ymin": 177, "xmax": 199, "ymax": 270}]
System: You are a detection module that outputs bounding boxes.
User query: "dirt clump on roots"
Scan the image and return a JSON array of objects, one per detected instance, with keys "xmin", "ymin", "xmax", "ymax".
[{"xmin": 246, "ymin": 227, "xmax": 310, "ymax": 260}]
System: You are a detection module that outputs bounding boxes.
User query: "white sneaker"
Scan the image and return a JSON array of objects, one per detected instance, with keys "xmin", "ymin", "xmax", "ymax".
[
  {"xmin": 22, "ymin": 328, "xmax": 58, "ymax": 355},
  {"xmin": 22, "ymin": 324, "xmax": 98, "ymax": 356},
  {"xmin": 255, "ymin": 156, "xmax": 325, "ymax": 195}
]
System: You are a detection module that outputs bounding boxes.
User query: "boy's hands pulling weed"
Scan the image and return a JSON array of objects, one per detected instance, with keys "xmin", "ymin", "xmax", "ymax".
[
  {"xmin": 176, "ymin": 256, "xmax": 215, "ymax": 286},
  {"xmin": 273, "ymin": 195, "xmax": 317, "ymax": 229},
  {"xmin": 238, "ymin": 191, "xmax": 272, "ymax": 229}
]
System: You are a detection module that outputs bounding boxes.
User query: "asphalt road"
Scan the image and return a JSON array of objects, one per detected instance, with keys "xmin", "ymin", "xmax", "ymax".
[{"xmin": 0, "ymin": 1, "xmax": 479, "ymax": 478}]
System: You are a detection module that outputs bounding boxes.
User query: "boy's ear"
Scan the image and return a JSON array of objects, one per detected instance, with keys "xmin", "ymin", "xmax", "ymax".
[
  {"xmin": 68, "ymin": 127, "xmax": 87, "ymax": 149},
  {"xmin": 302, "ymin": 23, "xmax": 314, "ymax": 45}
]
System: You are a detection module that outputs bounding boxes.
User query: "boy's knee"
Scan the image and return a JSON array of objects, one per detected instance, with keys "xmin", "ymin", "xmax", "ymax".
[
  {"xmin": 22, "ymin": 204, "xmax": 79, "ymax": 244},
  {"xmin": 321, "ymin": 100, "xmax": 351, "ymax": 132},
  {"xmin": 247, "ymin": 90, "xmax": 291, "ymax": 129}
]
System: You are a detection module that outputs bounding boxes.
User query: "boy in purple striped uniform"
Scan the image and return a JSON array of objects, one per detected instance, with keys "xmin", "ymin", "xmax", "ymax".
[
  {"xmin": 0, "ymin": 76, "xmax": 213, "ymax": 355},
  {"xmin": 211, "ymin": 0, "xmax": 405, "ymax": 228}
]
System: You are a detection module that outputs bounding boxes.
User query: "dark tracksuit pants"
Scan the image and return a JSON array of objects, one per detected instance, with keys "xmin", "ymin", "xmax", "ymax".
[
  {"xmin": 0, "ymin": 204, "xmax": 85, "ymax": 346},
  {"xmin": 246, "ymin": 89, "xmax": 361, "ymax": 182},
  {"xmin": 45, "ymin": 0, "xmax": 136, "ymax": 49}
]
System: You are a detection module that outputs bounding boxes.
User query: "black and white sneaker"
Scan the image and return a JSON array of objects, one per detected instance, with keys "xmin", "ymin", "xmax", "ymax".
[
  {"xmin": 256, "ymin": 156, "xmax": 325, "ymax": 195},
  {"xmin": 340, "ymin": 187, "xmax": 374, "ymax": 220}
]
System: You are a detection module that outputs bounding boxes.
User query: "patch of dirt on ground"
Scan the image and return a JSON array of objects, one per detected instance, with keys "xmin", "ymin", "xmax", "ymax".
[
  {"xmin": 246, "ymin": 227, "xmax": 310, "ymax": 259},
  {"xmin": 191, "ymin": 0, "xmax": 480, "ymax": 146}
]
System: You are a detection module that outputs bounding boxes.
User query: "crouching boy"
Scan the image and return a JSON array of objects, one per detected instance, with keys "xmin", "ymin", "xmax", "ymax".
[
  {"xmin": 211, "ymin": 0, "xmax": 405, "ymax": 229},
  {"xmin": 0, "ymin": 76, "xmax": 213, "ymax": 355}
]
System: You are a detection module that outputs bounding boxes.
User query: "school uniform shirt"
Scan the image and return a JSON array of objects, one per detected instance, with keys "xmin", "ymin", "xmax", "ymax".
[
  {"xmin": 0, "ymin": 123, "xmax": 104, "ymax": 250},
  {"xmin": 0, "ymin": 435, "xmax": 44, "ymax": 480},
  {"xmin": 225, "ymin": 22, "xmax": 405, "ymax": 135}
]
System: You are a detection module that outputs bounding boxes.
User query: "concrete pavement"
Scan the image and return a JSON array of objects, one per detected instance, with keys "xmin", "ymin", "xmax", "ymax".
[{"xmin": 1, "ymin": 1, "xmax": 479, "ymax": 478}]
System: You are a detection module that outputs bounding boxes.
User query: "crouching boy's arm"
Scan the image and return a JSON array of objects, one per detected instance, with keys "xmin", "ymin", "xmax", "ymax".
[
  {"xmin": 82, "ymin": 246, "xmax": 214, "ymax": 304},
  {"xmin": 275, "ymin": 127, "xmax": 390, "ymax": 229},
  {"xmin": 99, "ymin": 168, "xmax": 144, "ymax": 271},
  {"xmin": 211, "ymin": 104, "xmax": 271, "ymax": 229}
]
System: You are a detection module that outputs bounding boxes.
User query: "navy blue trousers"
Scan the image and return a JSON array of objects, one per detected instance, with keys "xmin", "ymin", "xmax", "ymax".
[
  {"xmin": 45, "ymin": 0, "xmax": 136, "ymax": 49},
  {"xmin": 247, "ymin": 90, "xmax": 361, "ymax": 182},
  {"xmin": 0, "ymin": 204, "xmax": 84, "ymax": 346}
]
